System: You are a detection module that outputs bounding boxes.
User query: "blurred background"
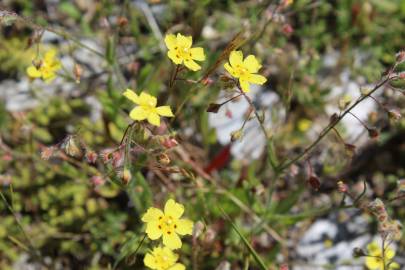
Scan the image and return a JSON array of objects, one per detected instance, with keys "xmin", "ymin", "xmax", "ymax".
[{"xmin": 0, "ymin": 0, "xmax": 404, "ymax": 269}]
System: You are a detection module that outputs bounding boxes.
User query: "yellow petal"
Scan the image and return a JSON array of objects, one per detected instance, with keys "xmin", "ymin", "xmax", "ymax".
[
  {"xmin": 389, "ymin": 262, "xmax": 400, "ymax": 270},
  {"xmin": 139, "ymin": 92, "xmax": 157, "ymax": 107},
  {"xmin": 183, "ymin": 59, "xmax": 201, "ymax": 71},
  {"xmin": 365, "ymin": 257, "xmax": 381, "ymax": 270},
  {"xmin": 229, "ymin": 50, "xmax": 243, "ymax": 67},
  {"xmin": 142, "ymin": 207, "xmax": 164, "ymax": 222},
  {"xmin": 175, "ymin": 219, "xmax": 193, "ymax": 235},
  {"xmin": 165, "ymin": 34, "xmax": 177, "ymax": 50},
  {"xmin": 144, "ymin": 253, "xmax": 157, "ymax": 269},
  {"xmin": 145, "ymin": 221, "xmax": 163, "ymax": 240},
  {"xmin": 239, "ymin": 79, "xmax": 250, "ymax": 93},
  {"xmin": 248, "ymin": 74, "xmax": 267, "ymax": 85},
  {"xmin": 190, "ymin": 47, "xmax": 205, "ymax": 61},
  {"xmin": 129, "ymin": 106, "xmax": 148, "ymax": 121},
  {"xmin": 123, "ymin": 89, "xmax": 139, "ymax": 104},
  {"xmin": 385, "ymin": 248, "xmax": 396, "ymax": 260},
  {"xmin": 168, "ymin": 263, "xmax": 186, "ymax": 270},
  {"xmin": 176, "ymin": 33, "xmax": 192, "ymax": 48},
  {"xmin": 26, "ymin": 66, "xmax": 42, "ymax": 78},
  {"xmin": 44, "ymin": 49, "xmax": 57, "ymax": 62},
  {"xmin": 147, "ymin": 113, "xmax": 161, "ymax": 126},
  {"xmin": 164, "ymin": 199, "xmax": 184, "ymax": 219},
  {"xmin": 162, "ymin": 246, "xmax": 178, "ymax": 261},
  {"xmin": 243, "ymin": 55, "xmax": 261, "ymax": 73},
  {"xmin": 224, "ymin": 63, "xmax": 238, "ymax": 78},
  {"xmin": 156, "ymin": 106, "xmax": 174, "ymax": 117},
  {"xmin": 42, "ymin": 70, "xmax": 56, "ymax": 82},
  {"xmin": 168, "ymin": 50, "xmax": 183, "ymax": 65},
  {"xmin": 163, "ymin": 232, "xmax": 182, "ymax": 249}
]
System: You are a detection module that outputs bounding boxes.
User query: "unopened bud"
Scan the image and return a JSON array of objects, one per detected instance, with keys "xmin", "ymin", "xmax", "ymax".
[
  {"xmin": 91, "ymin": 175, "xmax": 105, "ymax": 186},
  {"xmin": 121, "ymin": 168, "xmax": 132, "ymax": 185},
  {"xmin": 282, "ymin": 24, "xmax": 293, "ymax": 35},
  {"xmin": 41, "ymin": 146, "xmax": 55, "ymax": 160},
  {"xmin": 388, "ymin": 109, "xmax": 401, "ymax": 121},
  {"xmin": 73, "ymin": 63, "xmax": 83, "ymax": 83},
  {"xmin": 396, "ymin": 51, "xmax": 405, "ymax": 63},
  {"xmin": 230, "ymin": 129, "xmax": 243, "ymax": 142},
  {"xmin": 207, "ymin": 103, "xmax": 221, "ymax": 113},
  {"xmin": 32, "ymin": 59, "xmax": 42, "ymax": 69},
  {"xmin": 337, "ymin": 181, "xmax": 348, "ymax": 193},
  {"xmin": 280, "ymin": 264, "xmax": 289, "ymax": 270},
  {"xmin": 352, "ymin": 247, "xmax": 366, "ymax": 258},
  {"xmin": 157, "ymin": 153, "xmax": 170, "ymax": 165},
  {"xmin": 161, "ymin": 137, "xmax": 179, "ymax": 149},
  {"xmin": 307, "ymin": 175, "xmax": 321, "ymax": 191},
  {"xmin": 192, "ymin": 221, "xmax": 205, "ymax": 239},
  {"xmin": 117, "ymin": 16, "xmax": 128, "ymax": 27},
  {"xmin": 202, "ymin": 77, "xmax": 213, "ymax": 86},
  {"xmin": 360, "ymin": 88, "xmax": 372, "ymax": 96},
  {"xmin": 85, "ymin": 150, "xmax": 98, "ymax": 164},
  {"xmin": 329, "ymin": 113, "xmax": 339, "ymax": 125},
  {"xmin": 344, "ymin": 143, "xmax": 356, "ymax": 155},
  {"xmin": 368, "ymin": 128, "xmax": 379, "ymax": 139},
  {"xmin": 338, "ymin": 95, "xmax": 352, "ymax": 110}
]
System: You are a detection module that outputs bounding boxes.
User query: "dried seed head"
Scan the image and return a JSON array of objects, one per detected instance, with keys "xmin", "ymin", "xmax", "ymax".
[{"xmin": 61, "ymin": 136, "xmax": 83, "ymax": 158}]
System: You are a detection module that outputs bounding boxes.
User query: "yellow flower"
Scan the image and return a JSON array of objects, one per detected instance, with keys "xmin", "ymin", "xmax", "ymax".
[
  {"xmin": 26, "ymin": 49, "xmax": 61, "ymax": 82},
  {"xmin": 144, "ymin": 246, "xmax": 185, "ymax": 270},
  {"xmin": 142, "ymin": 199, "xmax": 193, "ymax": 250},
  {"xmin": 164, "ymin": 33, "xmax": 205, "ymax": 71},
  {"xmin": 365, "ymin": 242, "xmax": 400, "ymax": 270},
  {"xmin": 123, "ymin": 89, "xmax": 174, "ymax": 126},
  {"xmin": 224, "ymin": 50, "xmax": 267, "ymax": 93}
]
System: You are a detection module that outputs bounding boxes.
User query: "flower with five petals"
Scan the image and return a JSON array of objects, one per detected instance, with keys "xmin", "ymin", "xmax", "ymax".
[
  {"xmin": 365, "ymin": 241, "xmax": 399, "ymax": 270},
  {"xmin": 123, "ymin": 89, "xmax": 174, "ymax": 126},
  {"xmin": 142, "ymin": 199, "xmax": 193, "ymax": 250},
  {"xmin": 26, "ymin": 49, "xmax": 61, "ymax": 82},
  {"xmin": 144, "ymin": 246, "xmax": 185, "ymax": 270},
  {"xmin": 224, "ymin": 50, "xmax": 267, "ymax": 92},
  {"xmin": 165, "ymin": 33, "xmax": 205, "ymax": 71}
]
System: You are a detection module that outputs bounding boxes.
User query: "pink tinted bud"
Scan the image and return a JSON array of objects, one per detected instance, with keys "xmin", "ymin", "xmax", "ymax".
[
  {"xmin": 2, "ymin": 152, "xmax": 12, "ymax": 161},
  {"xmin": 85, "ymin": 150, "xmax": 98, "ymax": 164},
  {"xmin": 91, "ymin": 176, "xmax": 105, "ymax": 186},
  {"xmin": 161, "ymin": 137, "xmax": 179, "ymax": 149},
  {"xmin": 337, "ymin": 181, "xmax": 348, "ymax": 193},
  {"xmin": 282, "ymin": 24, "xmax": 294, "ymax": 35},
  {"xmin": 202, "ymin": 77, "xmax": 213, "ymax": 86},
  {"xmin": 280, "ymin": 264, "xmax": 289, "ymax": 270}
]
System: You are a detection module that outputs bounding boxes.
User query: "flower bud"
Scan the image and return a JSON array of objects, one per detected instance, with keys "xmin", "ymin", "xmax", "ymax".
[
  {"xmin": 73, "ymin": 63, "xmax": 83, "ymax": 83},
  {"xmin": 207, "ymin": 103, "xmax": 221, "ymax": 113},
  {"xmin": 337, "ymin": 181, "xmax": 348, "ymax": 193},
  {"xmin": 157, "ymin": 153, "xmax": 170, "ymax": 165},
  {"xmin": 117, "ymin": 16, "xmax": 128, "ymax": 27},
  {"xmin": 396, "ymin": 50, "xmax": 405, "ymax": 63},
  {"xmin": 161, "ymin": 137, "xmax": 179, "ymax": 149},
  {"xmin": 307, "ymin": 175, "xmax": 321, "ymax": 191},
  {"xmin": 85, "ymin": 150, "xmax": 98, "ymax": 164},
  {"xmin": 344, "ymin": 143, "xmax": 356, "ymax": 156},
  {"xmin": 91, "ymin": 175, "xmax": 105, "ymax": 186},
  {"xmin": 121, "ymin": 168, "xmax": 132, "ymax": 185},
  {"xmin": 41, "ymin": 146, "xmax": 55, "ymax": 160},
  {"xmin": 352, "ymin": 247, "xmax": 366, "ymax": 258},
  {"xmin": 388, "ymin": 109, "xmax": 401, "ymax": 121},
  {"xmin": 338, "ymin": 95, "xmax": 352, "ymax": 110},
  {"xmin": 360, "ymin": 88, "xmax": 372, "ymax": 96},
  {"xmin": 230, "ymin": 129, "xmax": 243, "ymax": 142},
  {"xmin": 368, "ymin": 128, "xmax": 379, "ymax": 139}
]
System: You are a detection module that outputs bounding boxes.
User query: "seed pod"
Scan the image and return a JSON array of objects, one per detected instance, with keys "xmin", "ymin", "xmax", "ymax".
[
  {"xmin": 230, "ymin": 129, "xmax": 243, "ymax": 142},
  {"xmin": 207, "ymin": 103, "xmax": 221, "ymax": 113},
  {"xmin": 307, "ymin": 175, "xmax": 321, "ymax": 191},
  {"xmin": 157, "ymin": 153, "xmax": 170, "ymax": 165},
  {"xmin": 352, "ymin": 247, "xmax": 366, "ymax": 258}
]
